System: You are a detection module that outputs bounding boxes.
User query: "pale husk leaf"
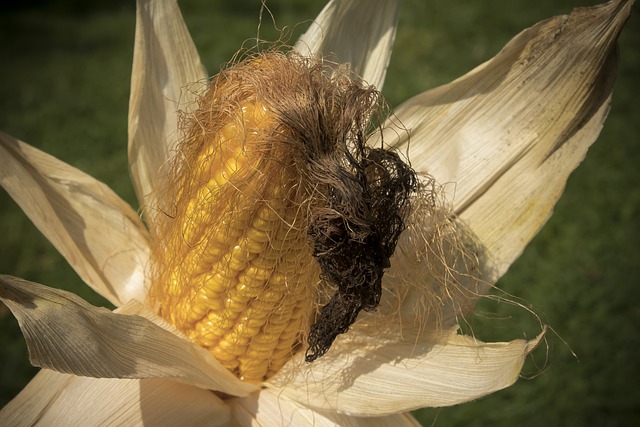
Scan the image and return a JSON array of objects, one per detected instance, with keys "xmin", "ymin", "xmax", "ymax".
[
  {"xmin": 0, "ymin": 369, "xmax": 230, "ymax": 427},
  {"xmin": 376, "ymin": 0, "xmax": 633, "ymax": 281},
  {"xmin": 272, "ymin": 329, "xmax": 542, "ymax": 416},
  {"xmin": 294, "ymin": 0, "xmax": 401, "ymax": 89},
  {"xmin": 0, "ymin": 132, "xmax": 149, "ymax": 306},
  {"xmin": 229, "ymin": 388, "xmax": 421, "ymax": 426},
  {"xmin": 0, "ymin": 369, "xmax": 71, "ymax": 426},
  {"xmin": 128, "ymin": 0, "xmax": 207, "ymax": 222},
  {"xmin": 0, "ymin": 275, "xmax": 257, "ymax": 397}
]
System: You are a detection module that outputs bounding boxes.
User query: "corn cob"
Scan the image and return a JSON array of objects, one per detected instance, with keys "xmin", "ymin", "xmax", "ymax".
[
  {"xmin": 149, "ymin": 93, "xmax": 319, "ymax": 382},
  {"xmin": 148, "ymin": 51, "xmax": 413, "ymax": 383}
]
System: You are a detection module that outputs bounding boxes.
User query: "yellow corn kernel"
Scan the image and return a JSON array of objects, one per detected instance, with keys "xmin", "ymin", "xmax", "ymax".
[
  {"xmin": 256, "ymin": 204, "xmax": 281, "ymax": 221},
  {"xmin": 242, "ymin": 236, "xmax": 268, "ymax": 254},
  {"xmin": 212, "ymin": 345, "xmax": 241, "ymax": 364},
  {"xmin": 148, "ymin": 92, "xmax": 319, "ymax": 383}
]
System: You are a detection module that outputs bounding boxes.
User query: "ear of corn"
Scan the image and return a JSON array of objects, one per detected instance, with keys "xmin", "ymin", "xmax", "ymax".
[
  {"xmin": 148, "ymin": 98, "xmax": 318, "ymax": 382},
  {"xmin": 147, "ymin": 51, "xmax": 400, "ymax": 382}
]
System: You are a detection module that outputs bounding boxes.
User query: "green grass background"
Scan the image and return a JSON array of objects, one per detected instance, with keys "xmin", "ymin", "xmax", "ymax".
[{"xmin": 1, "ymin": 0, "xmax": 638, "ymax": 425}]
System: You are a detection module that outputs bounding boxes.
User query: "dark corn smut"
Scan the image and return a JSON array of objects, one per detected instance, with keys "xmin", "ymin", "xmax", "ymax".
[{"xmin": 305, "ymin": 147, "xmax": 417, "ymax": 362}]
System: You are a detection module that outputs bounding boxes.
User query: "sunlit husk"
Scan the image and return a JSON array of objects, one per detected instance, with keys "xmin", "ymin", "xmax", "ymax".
[
  {"xmin": 271, "ymin": 329, "xmax": 543, "ymax": 416},
  {"xmin": 128, "ymin": 0, "xmax": 207, "ymax": 224},
  {"xmin": 0, "ymin": 370, "xmax": 230, "ymax": 427},
  {"xmin": 0, "ymin": 132, "xmax": 149, "ymax": 306},
  {"xmin": 0, "ymin": 275, "xmax": 256, "ymax": 397},
  {"xmin": 375, "ymin": 0, "xmax": 634, "ymax": 281},
  {"xmin": 229, "ymin": 388, "xmax": 422, "ymax": 426},
  {"xmin": 294, "ymin": 0, "xmax": 402, "ymax": 89}
]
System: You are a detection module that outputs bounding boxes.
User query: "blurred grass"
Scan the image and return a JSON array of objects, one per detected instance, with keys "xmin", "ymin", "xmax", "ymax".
[{"xmin": 0, "ymin": 0, "xmax": 638, "ymax": 425}]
